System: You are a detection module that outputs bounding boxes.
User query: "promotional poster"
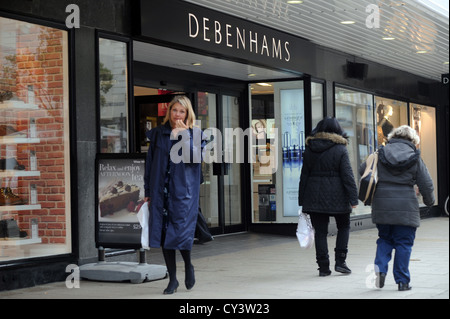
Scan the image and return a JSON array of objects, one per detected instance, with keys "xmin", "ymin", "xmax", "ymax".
[
  {"xmin": 96, "ymin": 154, "xmax": 146, "ymax": 248},
  {"xmin": 281, "ymin": 89, "xmax": 305, "ymax": 217}
]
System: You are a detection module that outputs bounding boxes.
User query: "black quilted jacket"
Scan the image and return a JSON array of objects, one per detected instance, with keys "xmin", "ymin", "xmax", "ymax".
[{"xmin": 298, "ymin": 132, "xmax": 358, "ymax": 214}]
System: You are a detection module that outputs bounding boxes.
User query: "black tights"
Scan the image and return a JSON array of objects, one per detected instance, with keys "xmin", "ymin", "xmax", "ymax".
[
  {"xmin": 161, "ymin": 227, "xmax": 195, "ymax": 290},
  {"xmin": 162, "ymin": 248, "xmax": 192, "ymax": 281}
]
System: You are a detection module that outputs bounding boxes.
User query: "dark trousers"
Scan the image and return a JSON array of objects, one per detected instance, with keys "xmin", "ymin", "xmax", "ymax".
[
  {"xmin": 375, "ymin": 224, "xmax": 416, "ymax": 284},
  {"xmin": 309, "ymin": 213, "xmax": 351, "ymax": 266}
]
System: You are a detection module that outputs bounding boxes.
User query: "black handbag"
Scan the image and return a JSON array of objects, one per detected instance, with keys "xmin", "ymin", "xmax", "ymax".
[
  {"xmin": 195, "ymin": 207, "xmax": 213, "ymax": 244},
  {"xmin": 358, "ymin": 152, "xmax": 378, "ymax": 206}
]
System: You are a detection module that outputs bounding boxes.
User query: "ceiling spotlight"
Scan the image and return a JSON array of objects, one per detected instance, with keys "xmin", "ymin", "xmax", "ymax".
[
  {"xmin": 287, "ymin": 1, "xmax": 303, "ymax": 3},
  {"xmin": 257, "ymin": 83, "xmax": 272, "ymax": 87},
  {"xmin": 416, "ymin": 50, "xmax": 427, "ymax": 54},
  {"xmin": 340, "ymin": 20, "xmax": 356, "ymax": 25},
  {"xmin": 382, "ymin": 37, "xmax": 396, "ymax": 40},
  {"xmin": 248, "ymin": 73, "xmax": 257, "ymax": 77},
  {"xmin": 191, "ymin": 62, "xmax": 202, "ymax": 66}
]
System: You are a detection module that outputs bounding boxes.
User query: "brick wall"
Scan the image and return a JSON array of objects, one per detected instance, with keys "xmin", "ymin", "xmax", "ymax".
[{"xmin": 1, "ymin": 23, "xmax": 68, "ymax": 245}]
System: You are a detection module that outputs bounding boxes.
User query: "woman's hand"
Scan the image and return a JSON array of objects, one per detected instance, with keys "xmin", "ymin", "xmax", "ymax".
[{"xmin": 172, "ymin": 119, "xmax": 189, "ymax": 137}]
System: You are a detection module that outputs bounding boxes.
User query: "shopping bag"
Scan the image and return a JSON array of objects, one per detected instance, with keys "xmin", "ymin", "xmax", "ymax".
[
  {"xmin": 137, "ymin": 202, "xmax": 150, "ymax": 250},
  {"xmin": 296, "ymin": 209, "xmax": 315, "ymax": 249},
  {"xmin": 359, "ymin": 152, "xmax": 378, "ymax": 206}
]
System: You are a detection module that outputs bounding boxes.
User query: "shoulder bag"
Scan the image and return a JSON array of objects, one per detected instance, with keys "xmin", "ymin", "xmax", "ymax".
[{"xmin": 358, "ymin": 152, "xmax": 378, "ymax": 206}]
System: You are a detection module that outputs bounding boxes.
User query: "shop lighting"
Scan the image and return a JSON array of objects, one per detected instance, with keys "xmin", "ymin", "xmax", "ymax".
[
  {"xmin": 382, "ymin": 37, "xmax": 396, "ymax": 40},
  {"xmin": 340, "ymin": 20, "xmax": 356, "ymax": 25},
  {"xmin": 191, "ymin": 62, "xmax": 202, "ymax": 66},
  {"xmin": 257, "ymin": 83, "xmax": 272, "ymax": 87},
  {"xmin": 287, "ymin": 1, "xmax": 303, "ymax": 4},
  {"xmin": 416, "ymin": 50, "xmax": 427, "ymax": 54}
]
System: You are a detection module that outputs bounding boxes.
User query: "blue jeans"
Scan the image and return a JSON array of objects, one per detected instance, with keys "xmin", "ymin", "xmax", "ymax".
[{"xmin": 375, "ymin": 224, "xmax": 416, "ymax": 284}]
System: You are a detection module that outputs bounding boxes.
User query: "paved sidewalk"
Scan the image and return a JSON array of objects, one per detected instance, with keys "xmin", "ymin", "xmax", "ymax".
[{"xmin": 1, "ymin": 217, "xmax": 448, "ymax": 299}]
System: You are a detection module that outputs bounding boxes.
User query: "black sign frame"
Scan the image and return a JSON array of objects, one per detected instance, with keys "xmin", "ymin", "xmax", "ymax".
[
  {"xmin": 134, "ymin": 0, "xmax": 314, "ymax": 73},
  {"xmin": 95, "ymin": 153, "xmax": 146, "ymax": 249}
]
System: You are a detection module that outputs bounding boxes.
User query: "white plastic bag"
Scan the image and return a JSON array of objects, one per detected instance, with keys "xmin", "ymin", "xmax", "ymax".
[
  {"xmin": 296, "ymin": 208, "xmax": 315, "ymax": 249},
  {"xmin": 136, "ymin": 202, "xmax": 150, "ymax": 250}
]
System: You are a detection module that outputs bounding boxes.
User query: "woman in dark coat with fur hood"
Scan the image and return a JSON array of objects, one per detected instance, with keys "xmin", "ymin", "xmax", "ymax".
[
  {"xmin": 299, "ymin": 117, "xmax": 358, "ymax": 276},
  {"xmin": 360, "ymin": 125, "xmax": 434, "ymax": 291}
]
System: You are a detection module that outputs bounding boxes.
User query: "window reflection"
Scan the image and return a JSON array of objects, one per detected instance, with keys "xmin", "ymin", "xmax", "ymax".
[
  {"xmin": 99, "ymin": 38, "xmax": 128, "ymax": 153},
  {"xmin": 335, "ymin": 87, "xmax": 374, "ymax": 216}
]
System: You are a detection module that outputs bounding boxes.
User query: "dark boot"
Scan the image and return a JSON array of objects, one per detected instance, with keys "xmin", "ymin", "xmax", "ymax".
[
  {"xmin": 376, "ymin": 272, "xmax": 387, "ymax": 288},
  {"xmin": 335, "ymin": 249, "xmax": 351, "ymax": 274},
  {"xmin": 317, "ymin": 258, "xmax": 331, "ymax": 277}
]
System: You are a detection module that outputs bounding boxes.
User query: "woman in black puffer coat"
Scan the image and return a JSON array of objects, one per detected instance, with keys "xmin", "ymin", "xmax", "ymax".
[{"xmin": 299, "ymin": 117, "xmax": 358, "ymax": 276}]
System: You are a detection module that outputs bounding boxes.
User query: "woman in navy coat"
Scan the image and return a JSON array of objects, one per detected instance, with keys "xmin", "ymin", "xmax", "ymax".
[{"xmin": 144, "ymin": 95, "xmax": 206, "ymax": 294}]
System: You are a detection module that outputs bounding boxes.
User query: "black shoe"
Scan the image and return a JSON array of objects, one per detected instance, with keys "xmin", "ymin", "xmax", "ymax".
[
  {"xmin": 163, "ymin": 280, "xmax": 179, "ymax": 295},
  {"xmin": 318, "ymin": 268, "xmax": 332, "ymax": 277},
  {"xmin": 398, "ymin": 283, "xmax": 412, "ymax": 291},
  {"xmin": 185, "ymin": 265, "xmax": 195, "ymax": 290},
  {"xmin": 335, "ymin": 262, "xmax": 352, "ymax": 274},
  {"xmin": 375, "ymin": 272, "xmax": 386, "ymax": 288}
]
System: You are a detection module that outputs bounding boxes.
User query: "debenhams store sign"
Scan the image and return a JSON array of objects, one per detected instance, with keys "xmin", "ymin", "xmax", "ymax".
[
  {"xmin": 187, "ymin": 13, "xmax": 291, "ymax": 62},
  {"xmin": 137, "ymin": 0, "xmax": 313, "ymax": 71}
]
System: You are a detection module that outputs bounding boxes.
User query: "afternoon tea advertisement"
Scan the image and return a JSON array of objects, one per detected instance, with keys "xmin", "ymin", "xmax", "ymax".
[{"xmin": 96, "ymin": 155, "xmax": 146, "ymax": 248}]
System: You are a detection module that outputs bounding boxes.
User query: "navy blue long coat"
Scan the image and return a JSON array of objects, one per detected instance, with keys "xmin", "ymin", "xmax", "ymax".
[{"xmin": 144, "ymin": 122, "xmax": 206, "ymax": 250}]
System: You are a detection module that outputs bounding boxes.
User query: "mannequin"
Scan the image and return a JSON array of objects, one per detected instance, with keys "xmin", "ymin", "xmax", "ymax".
[{"xmin": 376, "ymin": 103, "xmax": 394, "ymax": 145}]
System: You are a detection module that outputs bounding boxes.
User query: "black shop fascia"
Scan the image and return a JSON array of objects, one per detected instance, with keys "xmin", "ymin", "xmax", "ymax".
[{"xmin": 133, "ymin": 0, "xmax": 315, "ymax": 74}]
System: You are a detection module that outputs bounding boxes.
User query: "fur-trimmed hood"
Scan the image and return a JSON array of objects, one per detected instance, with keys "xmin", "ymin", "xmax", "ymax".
[{"xmin": 305, "ymin": 132, "xmax": 348, "ymax": 153}]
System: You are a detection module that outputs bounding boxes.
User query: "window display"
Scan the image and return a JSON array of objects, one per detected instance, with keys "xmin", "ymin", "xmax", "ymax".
[
  {"xmin": 374, "ymin": 97, "xmax": 407, "ymax": 147},
  {"xmin": 250, "ymin": 80, "xmax": 304, "ymax": 222},
  {"xmin": 335, "ymin": 87, "xmax": 374, "ymax": 216},
  {"xmin": 99, "ymin": 38, "xmax": 129, "ymax": 153},
  {"xmin": 410, "ymin": 103, "xmax": 438, "ymax": 205},
  {"xmin": 0, "ymin": 17, "xmax": 71, "ymax": 261}
]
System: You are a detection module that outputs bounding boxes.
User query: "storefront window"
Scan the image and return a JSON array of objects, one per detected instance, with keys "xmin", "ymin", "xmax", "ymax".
[
  {"xmin": 99, "ymin": 38, "xmax": 129, "ymax": 153},
  {"xmin": 311, "ymin": 82, "xmax": 324, "ymax": 128},
  {"xmin": 335, "ymin": 87, "xmax": 374, "ymax": 216},
  {"xmin": 197, "ymin": 92, "xmax": 219, "ymax": 228},
  {"xmin": 0, "ymin": 17, "xmax": 71, "ymax": 261},
  {"xmin": 250, "ymin": 80, "xmax": 304, "ymax": 222},
  {"xmin": 374, "ymin": 97, "xmax": 408, "ymax": 147},
  {"xmin": 410, "ymin": 103, "xmax": 438, "ymax": 205}
]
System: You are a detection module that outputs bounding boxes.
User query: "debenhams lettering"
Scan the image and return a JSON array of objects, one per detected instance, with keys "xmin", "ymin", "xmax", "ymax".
[{"xmin": 188, "ymin": 13, "xmax": 291, "ymax": 62}]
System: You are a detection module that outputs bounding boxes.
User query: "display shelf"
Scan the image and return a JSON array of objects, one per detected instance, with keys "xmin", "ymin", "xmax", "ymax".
[
  {"xmin": 0, "ymin": 170, "xmax": 40, "ymax": 178},
  {"xmin": 0, "ymin": 100, "xmax": 39, "ymax": 110},
  {"xmin": 0, "ymin": 237, "xmax": 42, "ymax": 246},
  {"xmin": 0, "ymin": 137, "xmax": 40, "ymax": 144},
  {"xmin": 0, "ymin": 204, "xmax": 41, "ymax": 212}
]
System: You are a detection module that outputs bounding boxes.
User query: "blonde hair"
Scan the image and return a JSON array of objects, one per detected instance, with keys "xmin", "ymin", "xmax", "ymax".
[
  {"xmin": 162, "ymin": 95, "xmax": 196, "ymax": 129},
  {"xmin": 387, "ymin": 125, "xmax": 420, "ymax": 145}
]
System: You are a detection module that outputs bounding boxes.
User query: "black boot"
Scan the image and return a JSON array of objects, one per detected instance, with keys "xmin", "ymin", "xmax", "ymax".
[
  {"xmin": 317, "ymin": 258, "xmax": 331, "ymax": 277},
  {"xmin": 376, "ymin": 272, "xmax": 386, "ymax": 288},
  {"xmin": 398, "ymin": 283, "xmax": 412, "ymax": 291},
  {"xmin": 335, "ymin": 250, "xmax": 351, "ymax": 274}
]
